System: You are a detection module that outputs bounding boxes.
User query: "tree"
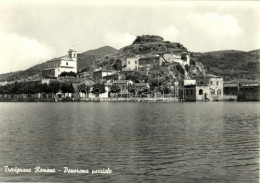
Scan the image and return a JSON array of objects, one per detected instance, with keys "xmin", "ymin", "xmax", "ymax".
[
  {"xmin": 48, "ymin": 82, "xmax": 60, "ymax": 93},
  {"xmin": 110, "ymin": 85, "xmax": 121, "ymax": 93},
  {"xmin": 91, "ymin": 83, "xmax": 106, "ymax": 94},
  {"xmin": 60, "ymin": 83, "xmax": 74, "ymax": 93},
  {"xmin": 59, "ymin": 71, "xmax": 77, "ymax": 77},
  {"xmin": 113, "ymin": 59, "xmax": 122, "ymax": 71},
  {"xmin": 176, "ymin": 64, "xmax": 185, "ymax": 75},
  {"xmin": 126, "ymin": 75, "xmax": 141, "ymax": 83},
  {"xmin": 185, "ymin": 65, "xmax": 191, "ymax": 72}
]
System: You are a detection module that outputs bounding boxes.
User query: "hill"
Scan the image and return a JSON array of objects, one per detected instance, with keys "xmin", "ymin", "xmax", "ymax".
[
  {"xmin": 93, "ymin": 35, "xmax": 196, "ymax": 81},
  {"xmin": 0, "ymin": 35, "xmax": 259, "ymax": 82},
  {"xmin": 94, "ymin": 35, "xmax": 187, "ymax": 69},
  {"xmin": 191, "ymin": 50, "xmax": 260, "ymax": 80},
  {"xmin": 77, "ymin": 46, "xmax": 118, "ymax": 72},
  {"xmin": 0, "ymin": 71, "xmax": 23, "ymax": 81},
  {"xmin": 81, "ymin": 46, "xmax": 117, "ymax": 57}
]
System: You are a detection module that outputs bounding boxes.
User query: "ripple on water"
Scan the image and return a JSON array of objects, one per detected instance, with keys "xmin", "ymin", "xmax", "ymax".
[{"xmin": 0, "ymin": 102, "xmax": 259, "ymax": 182}]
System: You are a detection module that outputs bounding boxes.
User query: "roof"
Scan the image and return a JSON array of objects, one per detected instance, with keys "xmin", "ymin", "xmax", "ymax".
[
  {"xmin": 104, "ymin": 83, "xmax": 112, "ymax": 86},
  {"xmin": 134, "ymin": 83, "xmax": 149, "ymax": 87},
  {"xmin": 224, "ymin": 79, "xmax": 260, "ymax": 85},
  {"xmin": 94, "ymin": 70, "xmax": 113, "ymax": 73},
  {"xmin": 139, "ymin": 55, "xmax": 160, "ymax": 60},
  {"xmin": 240, "ymin": 83, "xmax": 260, "ymax": 87},
  {"xmin": 59, "ymin": 77, "xmax": 95, "ymax": 84},
  {"xmin": 47, "ymin": 55, "xmax": 73, "ymax": 62},
  {"xmin": 224, "ymin": 83, "xmax": 238, "ymax": 87},
  {"xmin": 183, "ymin": 85, "xmax": 196, "ymax": 88},
  {"xmin": 103, "ymin": 73, "xmax": 119, "ymax": 78},
  {"xmin": 112, "ymin": 80, "xmax": 132, "ymax": 84},
  {"xmin": 121, "ymin": 70, "xmax": 135, "ymax": 73},
  {"xmin": 126, "ymin": 54, "xmax": 139, "ymax": 58}
]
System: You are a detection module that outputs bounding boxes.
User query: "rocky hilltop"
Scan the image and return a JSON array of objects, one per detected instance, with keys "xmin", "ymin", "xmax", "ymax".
[
  {"xmin": 120, "ymin": 35, "xmax": 187, "ymax": 56},
  {"xmin": 94, "ymin": 35, "xmax": 203, "ymax": 80}
]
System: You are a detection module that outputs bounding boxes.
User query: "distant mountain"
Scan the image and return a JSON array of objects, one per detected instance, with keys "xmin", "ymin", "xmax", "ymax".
[
  {"xmin": 81, "ymin": 46, "xmax": 117, "ymax": 57},
  {"xmin": 77, "ymin": 46, "xmax": 118, "ymax": 72}
]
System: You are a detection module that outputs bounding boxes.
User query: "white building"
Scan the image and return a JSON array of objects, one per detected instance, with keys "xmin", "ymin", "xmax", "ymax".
[
  {"xmin": 125, "ymin": 51, "xmax": 190, "ymax": 72},
  {"xmin": 93, "ymin": 70, "xmax": 115, "ymax": 81},
  {"xmin": 125, "ymin": 55, "xmax": 140, "ymax": 70},
  {"xmin": 160, "ymin": 51, "xmax": 190, "ymax": 66},
  {"xmin": 42, "ymin": 47, "xmax": 77, "ymax": 78}
]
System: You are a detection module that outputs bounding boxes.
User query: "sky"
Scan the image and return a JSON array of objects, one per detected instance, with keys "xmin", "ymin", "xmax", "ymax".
[{"xmin": 0, "ymin": 0, "xmax": 259, "ymax": 74}]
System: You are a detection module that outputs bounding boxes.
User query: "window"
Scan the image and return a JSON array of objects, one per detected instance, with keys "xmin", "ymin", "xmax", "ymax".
[
  {"xmin": 211, "ymin": 81, "xmax": 213, "ymax": 85},
  {"xmin": 216, "ymin": 81, "xmax": 219, "ymax": 86},
  {"xmin": 190, "ymin": 89, "xmax": 193, "ymax": 95},
  {"xmin": 217, "ymin": 89, "xmax": 221, "ymax": 95},
  {"xmin": 128, "ymin": 61, "xmax": 130, "ymax": 64},
  {"xmin": 211, "ymin": 89, "xmax": 215, "ymax": 95},
  {"xmin": 200, "ymin": 81, "xmax": 203, "ymax": 85},
  {"xmin": 135, "ymin": 60, "xmax": 137, "ymax": 64},
  {"xmin": 199, "ymin": 89, "xmax": 203, "ymax": 95},
  {"xmin": 66, "ymin": 62, "xmax": 68, "ymax": 66}
]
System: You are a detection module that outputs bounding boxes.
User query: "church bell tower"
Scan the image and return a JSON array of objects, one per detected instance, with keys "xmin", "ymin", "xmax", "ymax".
[{"xmin": 68, "ymin": 46, "xmax": 77, "ymax": 62}]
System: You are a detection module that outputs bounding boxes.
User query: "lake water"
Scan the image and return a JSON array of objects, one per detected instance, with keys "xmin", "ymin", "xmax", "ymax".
[{"xmin": 0, "ymin": 102, "xmax": 259, "ymax": 183}]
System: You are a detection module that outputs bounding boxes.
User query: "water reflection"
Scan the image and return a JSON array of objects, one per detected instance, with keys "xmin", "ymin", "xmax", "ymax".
[{"xmin": 0, "ymin": 102, "xmax": 259, "ymax": 182}]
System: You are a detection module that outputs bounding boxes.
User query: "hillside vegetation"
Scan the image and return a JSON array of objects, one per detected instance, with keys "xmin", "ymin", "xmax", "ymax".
[{"xmin": 192, "ymin": 50, "xmax": 260, "ymax": 80}]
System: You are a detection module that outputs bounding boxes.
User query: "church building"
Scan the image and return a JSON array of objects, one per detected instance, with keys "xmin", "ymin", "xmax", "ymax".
[{"xmin": 42, "ymin": 47, "xmax": 77, "ymax": 78}]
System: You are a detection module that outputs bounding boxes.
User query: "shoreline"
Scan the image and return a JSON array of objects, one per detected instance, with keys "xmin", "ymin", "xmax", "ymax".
[
  {"xmin": 0, "ymin": 95, "xmax": 258, "ymax": 102},
  {"xmin": 0, "ymin": 98, "xmax": 257, "ymax": 102}
]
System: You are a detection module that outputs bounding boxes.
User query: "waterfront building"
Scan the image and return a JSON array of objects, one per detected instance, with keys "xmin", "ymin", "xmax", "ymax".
[
  {"xmin": 42, "ymin": 47, "xmax": 77, "ymax": 78},
  {"xmin": 224, "ymin": 79, "xmax": 259, "ymax": 95},
  {"xmin": 88, "ymin": 83, "xmax": 112, "ymax": 99},
  {"xmin": 178, "ymin": 74, "xmax": 224, "ymax": 101},
  {"xmin": 112, "ymin": 80, "xmax": 133, "ymax": 92},
  {"xmin": 237, "ymin": 82, "xmax": 260, "ymax": 101},
  {"xmin": 224, "ymin": 81, "xmax": 239, "ymax": 95}
]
